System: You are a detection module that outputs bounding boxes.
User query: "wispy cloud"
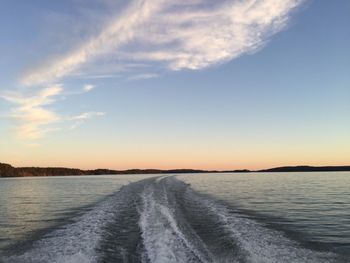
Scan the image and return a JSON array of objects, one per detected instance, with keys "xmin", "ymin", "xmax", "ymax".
[
  {"xmin": 128, "ymin": 73, "xmax": 159, "ymax": 80},
  {"xmin": 1, "ymin": 85, "xmax": 63, "ymax": 140},
  {"xmin": 69, "ymin": 111, "xmax": 106, "ymax": 130},
  {"xmin": 127, "ymin": 0, "xmax": 304, "ymax": 70},
  {"xmin": 69, "ymin": 111, "xmax": 105, "ymax": 121},
  {"xmin": 80, "ymin": 74, "xmax": 120, "ymax": 79},
  {"xmin": 20, "ymin": 0, "xmax": 166, "ymax": 86},
  {"xmin": 20, "ymin": 0, "xmax": 304, "ymax": 86},
  {"xmin": 1, "ymin": 86, "xmax": 106, "ymax": 139},
  {"xmin": 83, "ymin": 84, "xmax": 94, "ymax": 92},
  {"xmin": 3, "ymin": 0, "xmax": 304, "ymax": 141}
]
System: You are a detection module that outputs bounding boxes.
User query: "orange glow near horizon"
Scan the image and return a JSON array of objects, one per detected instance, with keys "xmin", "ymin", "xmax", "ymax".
[
  {"xmin": 3, "ymin": 149, "xmax": 349, "ymax": 171},
  {"xmin": 2, "ymin": 129, "xmax": 349, "ymax": 171}
]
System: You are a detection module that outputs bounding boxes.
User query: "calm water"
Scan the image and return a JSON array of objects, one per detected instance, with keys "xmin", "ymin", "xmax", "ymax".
[{"xmin": 0, "ymin": 172, "xmax": 349, "ymax": 262}]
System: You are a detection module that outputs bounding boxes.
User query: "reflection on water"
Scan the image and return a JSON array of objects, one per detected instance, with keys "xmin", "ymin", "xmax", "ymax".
[
  {"xmin": 178, "ymin": 172, "xmax": 350, "ymax": 254},
  {"xmin": 1, "ymin": 176, "xmax": 343, "ymax": 263},
  {"xmin": 0, "ymin": 178, "xmax": 50, "ymax": 243},
  {"xmin": 0, "ymin": 175, "xmax": 154, "ymax": 249},
  {"xmin": 0, "ymin": 172, "xmax": 349, "ymax": 259}
]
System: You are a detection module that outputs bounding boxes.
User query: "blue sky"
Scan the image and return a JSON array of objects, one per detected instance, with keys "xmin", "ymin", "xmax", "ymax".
[{"xmin": 0, "ymin": 0, "xmax": 349, "ymax": 169}]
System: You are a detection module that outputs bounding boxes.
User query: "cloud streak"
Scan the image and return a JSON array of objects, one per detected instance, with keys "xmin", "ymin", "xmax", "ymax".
[
  {"xmin": 20, "ymin": 0, "xmax": 166, "ymax": 86},
  {"xmin": 128, "ymin": 73, "xmax": 159, "ymax": 80},
  {"xmin": 4, "ymin": 0, "xmax": 304, "ymax": 141},
  {"xmin": 20, "ymin": 0, "xmax": 304, "ymax": 86},
  {"xmin": 129, "ymin": 0, "xmax": 304, "ymax": 70},
  {"xmin": 1, "ymin": 86, "xmax": 106, "ymax": 140},
  {"xmin": 1, "ymin": 85, "xmax": 63, "ymax": 140},
  {"xmin": 69, "ymin": 111, "xmax": 106, "ymax": 130},
  {"xmin": 83, "ymin": 84, "xmax": 94, "ymax": 92}
]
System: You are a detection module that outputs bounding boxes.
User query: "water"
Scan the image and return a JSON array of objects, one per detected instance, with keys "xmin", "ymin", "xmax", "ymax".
[{"xmin": 0, "ymin": 172, "xmax": 349, "ymax": 262}]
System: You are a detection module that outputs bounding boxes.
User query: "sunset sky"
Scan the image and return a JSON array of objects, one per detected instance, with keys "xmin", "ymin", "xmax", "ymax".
[{"xmin": 0, "ymin": 0, "xmax": 349, "ymax": 170}]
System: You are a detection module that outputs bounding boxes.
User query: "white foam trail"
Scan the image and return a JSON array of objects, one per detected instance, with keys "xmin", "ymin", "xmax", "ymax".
[
  {"xmin": 2, "ymin": 177, "xmax": 339, "ymax": 263},
  {"xmin": 186, "ymin": 189, "xmax": 336, "ymax": 263},
  {"xmin": 3, "ymin": 194, "xmax": 124, "ymax": 263},
  {"xmin": 139, "ymin": 184, "xmax": 212, "ymax": 263}
]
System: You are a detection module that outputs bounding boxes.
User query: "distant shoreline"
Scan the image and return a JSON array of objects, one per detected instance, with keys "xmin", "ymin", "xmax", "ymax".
[{"xmin": 1, "ymin": 162, "xmax": 350, "ymax": 178}]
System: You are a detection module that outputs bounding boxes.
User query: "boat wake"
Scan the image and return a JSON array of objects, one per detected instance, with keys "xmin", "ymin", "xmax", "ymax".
[{"xmin": 1, "ymin": 176, "xmax": 339, "ymax": 263}]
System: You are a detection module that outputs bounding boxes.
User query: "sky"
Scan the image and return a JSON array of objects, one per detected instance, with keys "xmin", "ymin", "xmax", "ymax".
[{"xmin": 0, "ymin": 0, "xmax": 349, "ymax": 170}]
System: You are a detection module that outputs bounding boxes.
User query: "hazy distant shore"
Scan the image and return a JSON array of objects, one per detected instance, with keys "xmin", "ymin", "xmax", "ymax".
[{"xmin": 1, "ymin": 162, "xmax": 350, "ymax": 178}]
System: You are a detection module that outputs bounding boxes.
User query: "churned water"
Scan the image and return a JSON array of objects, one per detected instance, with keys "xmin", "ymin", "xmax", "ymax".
[{"xmin": 0, "ymin": 172, "xmax": 349, "ymax": 262}]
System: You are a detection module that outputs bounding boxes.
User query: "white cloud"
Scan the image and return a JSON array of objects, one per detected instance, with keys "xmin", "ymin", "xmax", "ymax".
[
  {"xmin": 127, "ymin": 0, "xmax": 304, "ymax": 70},
  {"xmin": 19, "ymin": 0, "xmax": 304, "ymax": 86},
  {"xmin": 20, "ymin": 0, "xmax": 167, "ymax": 86},
  {"xmin": 81, "ymin": 74, "xmax": 120, "ymax": 79},
  {"xmin": 1, "ymin": 85, "xmax": 63, "ymax": 140},
  {"xmin": 1, "ymin": 85, "xmax": 105, "ymax": 140},
  {"xmin": 69, "ymin": 111, "xmax": 105, "ymax": 121},
  {"xmin": 69, "ymin": 111, "xmax": 105, "ymax": 129},
  {"xmin": 128, "ymin": 73, "xmax": 159, "ymax": 80},
  {"xmin": 83, "ymin": 84, "xmax": 94, "ymax": 92},
  {"xmin": 4, "ymin": 0, "xmax": 304, "ymax": 141}
]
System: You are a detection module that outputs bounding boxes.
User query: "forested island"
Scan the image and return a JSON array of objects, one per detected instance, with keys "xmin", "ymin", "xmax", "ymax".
[
  {"xmin": 0, "ymin": 162, "xmax": 218, "ymax": 177},
  {"xmin": 0, "ymin": 162, "xmax": 349, "ymax": 177}
]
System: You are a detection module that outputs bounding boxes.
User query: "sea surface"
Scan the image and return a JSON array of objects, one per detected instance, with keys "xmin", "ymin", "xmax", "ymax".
[{"xmin": 0, "ymin": 172, "xmax": 349, "ymax": 262}]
